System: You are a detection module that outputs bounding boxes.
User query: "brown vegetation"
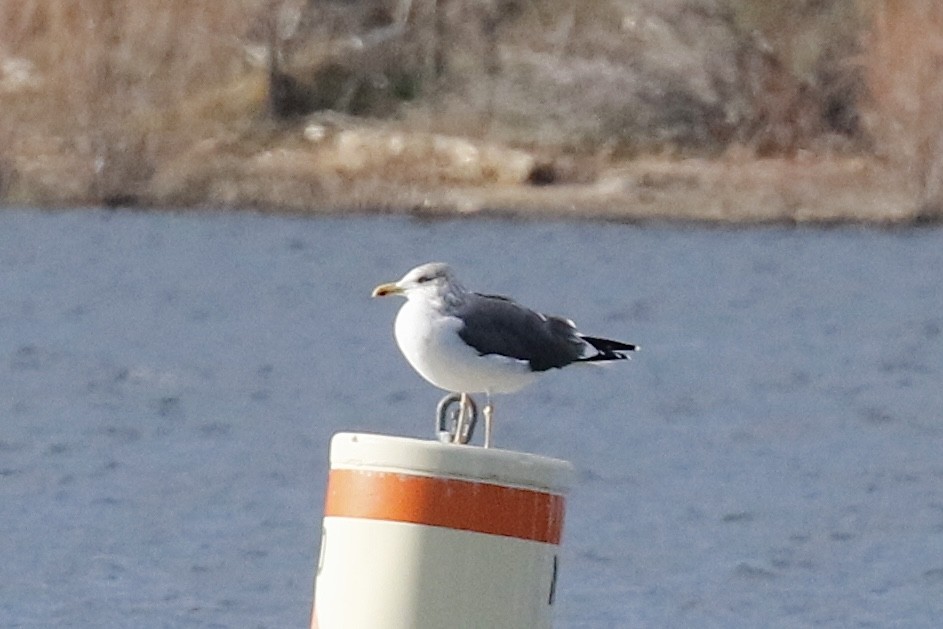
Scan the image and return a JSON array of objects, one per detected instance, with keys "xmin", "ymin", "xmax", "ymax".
[
  {"xmin": 0, "ymin": 1, "xmax": 261, "ymax": 205},
  {"xmin": 0, "ymin": 1, "xmax": 941, "ymax": 224},
  {"xmin": 858, "ymin": 0, "xmax": 943, "ymax": 216}
]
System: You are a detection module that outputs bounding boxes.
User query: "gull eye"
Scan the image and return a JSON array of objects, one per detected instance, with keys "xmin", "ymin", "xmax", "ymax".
[{"xmin": 416, "ymin": 274, "xmax": 433, "ymax": 284}]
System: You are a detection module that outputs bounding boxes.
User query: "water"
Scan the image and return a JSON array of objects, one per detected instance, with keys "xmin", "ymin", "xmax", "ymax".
[{"xmin": 1, "ymin": 209, "xmax": 941, "ymax": 628}]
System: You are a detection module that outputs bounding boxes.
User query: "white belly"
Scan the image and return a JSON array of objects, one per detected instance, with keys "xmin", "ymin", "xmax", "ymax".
[{"xmin": 393, "ymin": 300, "xmax": 538, "ymax": 394}]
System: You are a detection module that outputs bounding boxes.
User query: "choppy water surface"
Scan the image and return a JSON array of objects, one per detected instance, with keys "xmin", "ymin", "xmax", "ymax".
[{"xmin": 1, "ymin": 209, "xmax": 942, "ymax": 628}]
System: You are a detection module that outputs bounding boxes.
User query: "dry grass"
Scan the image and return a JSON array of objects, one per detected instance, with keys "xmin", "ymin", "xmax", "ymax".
[
  {"xmin": 858, "ymin": 0, "xmax": 943, "ymax": 216},
  {"xmin": 0, "ymin": 0, "xmax": 265, "ymax": 205}
]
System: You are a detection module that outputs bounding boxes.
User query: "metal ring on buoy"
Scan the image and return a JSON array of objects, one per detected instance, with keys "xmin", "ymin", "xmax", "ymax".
[{"xmin": 436, "ymin": 393, "xmax": 478, "ymax": 444}]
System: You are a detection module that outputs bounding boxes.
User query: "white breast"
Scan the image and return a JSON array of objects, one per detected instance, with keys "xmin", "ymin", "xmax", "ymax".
[{"xmin": 393, "ymin": 299, "xmax": 538, "ymax": 395}]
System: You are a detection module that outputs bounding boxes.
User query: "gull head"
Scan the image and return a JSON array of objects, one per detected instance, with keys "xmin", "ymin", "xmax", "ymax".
[{"xmin": 372, "ymin": 262, "xmax": 464, "ymax": 302}]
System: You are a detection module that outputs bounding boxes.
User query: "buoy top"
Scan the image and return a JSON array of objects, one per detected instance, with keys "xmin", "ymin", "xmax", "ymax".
[{"xmin": 329, "ymin": 432, "xmax": 575, "ymax": 494}]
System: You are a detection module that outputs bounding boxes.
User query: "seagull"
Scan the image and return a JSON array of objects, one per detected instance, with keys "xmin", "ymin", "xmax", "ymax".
[{"xmin": 372, "ymin": 262, "xmax": 638, "ymax": 447}]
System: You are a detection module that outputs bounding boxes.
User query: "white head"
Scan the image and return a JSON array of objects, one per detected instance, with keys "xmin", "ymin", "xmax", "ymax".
[{"xmin": 372, "ymin": 262, "xmax": 466, "ymax": 305}]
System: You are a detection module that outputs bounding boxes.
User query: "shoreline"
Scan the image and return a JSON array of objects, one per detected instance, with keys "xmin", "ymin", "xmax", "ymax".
[
  {"xmin": 2, "ymin": 112, "xmax": 928, "ymax": 226},
  {"xmin": 4, "ymin": 149, "xmax": 926, "ymax": 227}
]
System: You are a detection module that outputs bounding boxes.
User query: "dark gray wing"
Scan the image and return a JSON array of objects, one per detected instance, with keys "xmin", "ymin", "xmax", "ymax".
[{"xmin": 453, "ymin": 293, "xmax": 587, "ymax": 371}]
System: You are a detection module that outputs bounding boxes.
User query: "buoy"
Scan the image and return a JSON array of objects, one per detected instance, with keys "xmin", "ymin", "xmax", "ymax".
[{"xmin": 311, "ymin": 432, "xmax": 575, "ymax": 629}]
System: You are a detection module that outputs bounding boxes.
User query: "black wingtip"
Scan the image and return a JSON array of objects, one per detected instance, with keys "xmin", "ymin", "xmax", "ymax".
[
  {"xmin": 576, "ymin": 335, "xmax": 639, "ymax": 364},
  {"xmin": 578, "ymin": 352, "xmax": 629, "ymax": 363},
  {"xmin": 581, "ymin": 335, "xmax": 639, "ymax": 354}
]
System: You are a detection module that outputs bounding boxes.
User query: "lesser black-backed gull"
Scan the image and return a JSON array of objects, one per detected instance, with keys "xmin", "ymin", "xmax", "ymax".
[{"xmin": 372, "ymin": 262, "xmax": 638, "ymax": 446}]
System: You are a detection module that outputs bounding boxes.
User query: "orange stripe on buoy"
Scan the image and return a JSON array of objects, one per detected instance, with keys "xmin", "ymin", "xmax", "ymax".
[{"xmin": 324, "ymin": 468, "xmax": 566, "ymax": 544}]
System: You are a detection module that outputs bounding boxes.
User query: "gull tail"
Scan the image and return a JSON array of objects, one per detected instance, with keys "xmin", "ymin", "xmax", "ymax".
[{"xmin": 578, "ymin": 335, "xmax": 639, "ymax": 362}]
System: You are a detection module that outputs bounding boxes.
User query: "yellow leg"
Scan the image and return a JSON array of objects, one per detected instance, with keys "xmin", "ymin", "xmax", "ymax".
[
  {"xmin": 454, "ymin": 393, "xmax": 471, "ymax": 444},
  {"xmin": 483, "ymin": 402, "xmax": 493, "ymax": 448}
]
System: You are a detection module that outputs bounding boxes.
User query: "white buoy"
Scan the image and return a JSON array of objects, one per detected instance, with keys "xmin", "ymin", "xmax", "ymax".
[{"xmin": 311, "ymin": 432, "xmax": 575, "ymax": 629}]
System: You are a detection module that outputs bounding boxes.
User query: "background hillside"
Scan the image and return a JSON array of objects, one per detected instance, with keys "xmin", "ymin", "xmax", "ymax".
[{"xmin": 1, "ymin": 0, "xmax": 941, "ymax": 223}]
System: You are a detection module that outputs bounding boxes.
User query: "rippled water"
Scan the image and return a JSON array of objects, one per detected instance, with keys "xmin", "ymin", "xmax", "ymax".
[{"xmin": 2, "ymin": 209, "xmax": 942, "ymax": 628}]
